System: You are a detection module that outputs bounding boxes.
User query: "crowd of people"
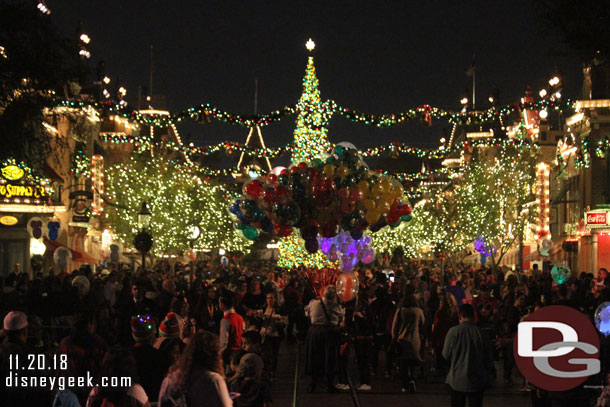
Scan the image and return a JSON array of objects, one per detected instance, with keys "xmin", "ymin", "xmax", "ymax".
[{"xmin": 0, "ymin": 258, "xmax": 609, "ymax": 407}]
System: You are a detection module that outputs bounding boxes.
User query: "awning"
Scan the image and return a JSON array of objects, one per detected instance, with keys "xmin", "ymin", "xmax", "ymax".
[
  {"xmin": 43, "ymin": 237, "xmax": 100, "ymax": 264},
  {"xmin": 44, "ymin": 237, "xmax": 79, "ymax": 258},
  {"xmin": 462, "ymin": 252, "xmax": 480, "ymax": 265},
  {"xmin": 500, "ymin": 247, "xmax": 520, "ymax": 266},
  {"xmin": 72, "ymin": 247, "xmax": 100, "ymax": 264},
  {"xmin": 524, "ymin": 241, "xmax": 567, "ymax": 262}
]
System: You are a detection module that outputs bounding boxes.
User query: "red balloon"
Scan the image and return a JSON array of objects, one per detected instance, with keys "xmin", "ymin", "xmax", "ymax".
[
  {"xmin": 391, "ymin": 199, "xmax": 399, "ymax": 211},
  {"xmin": 244, "ymin": 182, "xmax": 262, "ymax": 197},
  {"xmin": 298, "ymin": 162, "xmax": 308, "ymax": 170},
  {"xmin": 341, "ymin": 200, "xmax": 356, "ymax": 214},
  {"xmin": 274, "ymin": 185, "xmax": 287, "ymax": 197},
  {"xmin": 323, "ymin": 178, "xmax": 336, "ymax": 191},
  {"xmin": 280, "ymin": 169, "xmax": 289, "ymax": 175},
  {"xmin": 386, "ymin": 213, "xmax": 400, "ymax": 225},
  {"xmin": 314, "ymin": 189, "xmax": 332, "ymax": 207},
  {"xmin": 274, "ymin": 223, "xmax": 292, "ymax": 237},
  {"xmin": 350, "ymin": 188, "xmax": 364, "ymax": 202},
  {"xmin": 402, "ymin": 205, "xmax": 412, "ymax": 215},
  {"xmin": 338, "ymin": 187, "xmax": 351, "ymax": 201},
  {"xmin": 263, "ymin": 188, "xmax": 276, "ymax": 205},
  {"xmin": 337, "ymin": 273, "xmax": 357, "ymax": 302},
  {"xmin": 290, "ymin": 166, "xmax": 300, "ymax": 174},
  {"xmin": 267, "ymin": 174, "xmax": 278, "ymax": 184},
  {"xmin": 321, "ymin": 222, "xmax": 340, "ymax": 238}
]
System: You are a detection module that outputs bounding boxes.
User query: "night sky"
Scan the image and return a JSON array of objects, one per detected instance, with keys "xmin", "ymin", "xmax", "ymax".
[{"xmin": 50, "ymin": 1, "xmax": 581, "ymax": 163}]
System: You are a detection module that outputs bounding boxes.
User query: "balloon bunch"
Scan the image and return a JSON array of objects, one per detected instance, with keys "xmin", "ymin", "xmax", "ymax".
[
  {"xmin": 228, "ymin": 143, "xmax": 413, "ymax": 245},
  {"xmin": 318, "ymin": 231, "xmax": 375, "ymax": 272}
]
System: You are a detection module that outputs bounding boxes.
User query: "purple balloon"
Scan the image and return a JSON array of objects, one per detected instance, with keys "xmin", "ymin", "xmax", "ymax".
[{"xmin": 321, "ymin": 238, "xmax": 333, "ymax": 254}]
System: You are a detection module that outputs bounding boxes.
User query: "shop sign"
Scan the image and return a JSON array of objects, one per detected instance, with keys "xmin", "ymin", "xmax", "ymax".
[
  {"xmin": 0, "ymin": 165, "xmax": 48, "ymax": 203},
  {"xmin": 585, "ymin": 210, "xmax": 610, "ymax": 229}
]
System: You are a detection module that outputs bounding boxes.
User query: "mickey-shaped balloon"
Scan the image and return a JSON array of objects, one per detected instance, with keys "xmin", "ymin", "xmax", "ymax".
[
  {"xmin": 110, "ymin": 243, "xmax": 120, "ymax": 263},
  {"xmin": 54, "ymin": 247, "xmax": 72, "ymax": 270},
  {"xmin": 47, "ymin": 221, "xmax": 61, "ymax": 241},
  {"xmin": 28, "ymin": 218, "xmax": 43, "ymax": 239}
]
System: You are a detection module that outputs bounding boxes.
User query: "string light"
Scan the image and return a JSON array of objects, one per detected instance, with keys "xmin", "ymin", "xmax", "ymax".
[
  {"xmin": 91, "ymin": 155, "xmax": 104, "ymax": 215},
  {"xmin": 55, "ymin": 98, "xmax": 576, "ymax": 129},
  {"xmin": 535, "ymin": 162, "xmax": 551, "ymax": 240},
  {"xmin": 105, "ymin": 153, "xmax": 251, "ymax": 254},
  {"xmin": 71, "ymin": 149, "xmax": 91, "ymax": 179},
  {"xmin": 277, "ymin": 234, "xmax": 334, "ymax": 269},
  {"xmin": 291, "ymin": 56, "xmax": 331, "ymax": 163}
]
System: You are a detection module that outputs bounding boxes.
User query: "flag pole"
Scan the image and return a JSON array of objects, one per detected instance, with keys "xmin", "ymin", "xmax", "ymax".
[{"xmin": 472, "ymin": 65, "xmax": 476, "ymax": 110}]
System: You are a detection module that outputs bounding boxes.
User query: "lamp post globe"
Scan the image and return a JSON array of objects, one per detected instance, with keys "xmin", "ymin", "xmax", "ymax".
[{"xmin": 135, "ymin": 201, "xmax": 153, "ymax": 272}]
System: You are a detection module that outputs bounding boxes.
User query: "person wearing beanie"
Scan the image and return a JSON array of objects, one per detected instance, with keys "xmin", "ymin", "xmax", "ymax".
[
  {"xmin": 131, "ymin": 315, "xmax": 171, "ymax": 403},
  {"xmin": 0, "ymin": 311, "xmax": 37, "ymax": 405},
  {"xmin": 153, "ymin": 312, "xmax": 181, "ymax": 349}
]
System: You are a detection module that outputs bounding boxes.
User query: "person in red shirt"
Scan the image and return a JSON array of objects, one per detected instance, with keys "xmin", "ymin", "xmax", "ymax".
[{"xmin": 219, "ymin": 290, "xmax": 244, "ymax": 364}]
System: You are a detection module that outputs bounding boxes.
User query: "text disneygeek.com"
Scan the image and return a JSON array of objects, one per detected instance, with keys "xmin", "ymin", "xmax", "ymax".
[{"xmin": 6, "ymin": 371, "xmax": 132, "ymax": 391}]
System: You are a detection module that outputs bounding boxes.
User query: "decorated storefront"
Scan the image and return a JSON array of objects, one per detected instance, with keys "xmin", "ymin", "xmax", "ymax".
[
  {"xmin": 582, "ymin": 208, "xmax": 610, "ymax": 275},
  {"xmin": 0, "ymin": 161, "xmax": 66, "ymax": 274}
]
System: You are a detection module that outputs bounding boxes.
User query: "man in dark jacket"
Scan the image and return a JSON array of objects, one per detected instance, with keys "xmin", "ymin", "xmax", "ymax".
[{"xmin": 443, "ymin": 304, "xmax": 493, "ymax": 407}]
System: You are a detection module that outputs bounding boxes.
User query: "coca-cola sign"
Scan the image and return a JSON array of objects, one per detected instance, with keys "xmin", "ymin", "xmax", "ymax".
[{"xmin": 585, "ymin": 211, "xmax": 610, "ymax": 228}]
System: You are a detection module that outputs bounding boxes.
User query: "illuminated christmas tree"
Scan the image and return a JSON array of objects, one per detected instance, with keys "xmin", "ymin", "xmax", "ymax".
[
  {"xmin": 277, "ymin": 234, "xmax": 330, "ymax": 269},
  {"xmin": 290, "ymin": 39, "xmax": 332, "ymax": 164},
  {"xmin": 279, "ymin": 39, "xmax": 334, "ymax": 269},
  {"xmin": 105, "ymin": 152, "xmax": 251, "ymax": 254}
]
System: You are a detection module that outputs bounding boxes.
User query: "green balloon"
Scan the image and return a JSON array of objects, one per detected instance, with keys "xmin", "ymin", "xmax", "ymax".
[
  {"xmin": 334, "ymin": 145, "xmax": 344, "ymax": 156},
  {"xmin": 242, "ymin": 225, "xmax": 259, "ymax": 240},
  {"xmin": 402, "ymin": 214, "xmax": 413, "ymax": 222}
]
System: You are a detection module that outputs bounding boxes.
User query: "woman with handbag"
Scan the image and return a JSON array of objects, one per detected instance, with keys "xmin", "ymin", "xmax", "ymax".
[
  {"xmin": 304, "ymin": 285, "xmax": 344, "ymax": 393},
  {"xmin": 391, "ymin": 293, "xmax": 425, "ymax": 393}
]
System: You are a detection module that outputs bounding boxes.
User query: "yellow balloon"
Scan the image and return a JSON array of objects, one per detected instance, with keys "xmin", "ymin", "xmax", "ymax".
[
  {"xmin": 357, "ymin": 180, "xmax": 370, "ymax": 194},
  {"xmin": 363, "ymin": 199, "xmax": 376, "ymax": 211},
  {"xmin": 381, "ymin": 179, "xmax": 392, "ymax": 194},
  {"xmin": 379, "ymin": 200, "xmax": 391, "ymax": 212},
  {"xmin": 366, "ymin": 210, "xmax": 379, "ymax": 224},
  {"xmin": 323, "ymin": 164, "xmax": 334, "ymax": 177},
  {"xmin": 371, "ymin": 183, "xmax": 384, "ymax": 196},
  {"xmin": 392, "ymin": 184, "xmax": 404, "ymax": 198},
  {"xmin": 336, "ymin": 166, "xmax": 349, "ymax": 178},
  {"xmin": 382, "ymin": 192, "xmax": 394, "ymax": 205}
]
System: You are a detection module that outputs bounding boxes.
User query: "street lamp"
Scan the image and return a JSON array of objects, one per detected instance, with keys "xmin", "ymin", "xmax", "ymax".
[
  {"xmin": 134, "ymin": 201, "xmax": 153, "ymax": 273},
  {"xmin": 186, "ymin": 224, "xmax": 201, "ymax": 272},
  {"xmin": 138, "ymin": 201, "xmax": 152, "ymax": 228}
]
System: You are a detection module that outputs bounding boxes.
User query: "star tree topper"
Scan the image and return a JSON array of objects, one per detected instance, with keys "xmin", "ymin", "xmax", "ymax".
[{"xmin": 306, "ymin": 38, "xmax": 315, "ymax": 52}]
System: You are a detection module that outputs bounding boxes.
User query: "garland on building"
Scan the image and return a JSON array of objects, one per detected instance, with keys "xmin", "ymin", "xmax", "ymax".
[
  {"xmin": 71, "ymin": 148, "xmax": 91, "ymax": 179},
  {"xmin": 99, "ymin": 133, "xmax": 538, "ymax": 163},
  {"xmin": 597, "ymin": 136, "xmax": 610, "ymax": 158},
  {"xmin": 575, "ymin": 134, "xmax": 592, "ymax": 169},
  {"xmin": 56, "ymin": 98, "xmax": 576, "ymax": 129}
]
